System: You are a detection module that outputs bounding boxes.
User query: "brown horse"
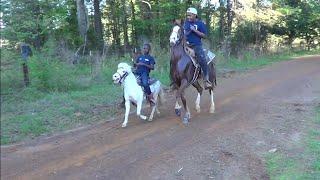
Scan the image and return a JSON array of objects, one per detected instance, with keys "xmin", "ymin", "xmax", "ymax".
[{"xmin": 169, "ymin": 22, "xmax": 216, "ymax": 124}]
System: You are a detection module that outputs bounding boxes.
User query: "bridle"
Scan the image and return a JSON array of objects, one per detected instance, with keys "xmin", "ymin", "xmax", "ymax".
[
  {"xmin": 115, "ymin": 70, "xmax": 129, "ymax": 85},
  {"xmin": 170, "ymin": 25, "xmax": 183, "ymax": 47}
]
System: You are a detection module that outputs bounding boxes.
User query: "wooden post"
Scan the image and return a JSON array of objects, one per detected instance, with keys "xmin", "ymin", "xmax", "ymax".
[{"xmin": 22, "ymin": 62, "xmax": 30, "ymax": 87}]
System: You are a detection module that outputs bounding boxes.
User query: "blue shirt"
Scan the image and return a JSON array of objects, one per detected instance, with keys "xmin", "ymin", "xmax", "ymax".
[
  {"xmin": 184, "ymin": 20, "xmax": 207, "ymax": 46},
  {"xmin": 135, "ymin": 54, "xmax": 155, "ymax": 74}
]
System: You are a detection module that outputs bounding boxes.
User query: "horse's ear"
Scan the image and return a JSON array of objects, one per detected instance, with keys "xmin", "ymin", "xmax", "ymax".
[
  {"xmin": 181, "ymin": 19, "xmax": 184, "ymax": 26},
  {"xmin": 173, "ymin": 19, "xmax": 183, "ymax": 26}
]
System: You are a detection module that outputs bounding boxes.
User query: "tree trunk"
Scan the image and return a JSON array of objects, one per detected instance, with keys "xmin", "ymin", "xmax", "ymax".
[
  {"xmin": 22, "ymin": 63, "xmax": 30, "ymax": 87},
  {"xmin": 93, "ymin": 0, "xmax": 104, "ymax": 53},
  {"xmin": 130, "ymin": 0, "xmax": 137, "ymax": 46},
  {"xmin": 224, "ymin": 0, "xmax": 233, "ymax": 58},
  {"xmin": 218, "ymin": 0, "xmax": 225, "ymax": 43},
  {"xmin": 76, "ymin": 0, "xmax": 88, "ymax": 38},
  {"xmin": 121, "ymin": 0, "xmax": 129, "ymax": 54}
]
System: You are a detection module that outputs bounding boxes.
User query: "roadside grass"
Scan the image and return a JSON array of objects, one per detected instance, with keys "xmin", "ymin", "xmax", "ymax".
[
  {"xmin": 1, "ymin": 49, "xmax": 319, "ymax": 145},
  {"xmin": 217, "ymin": 49, "xmax": 320, "ymax": 71},
  {"xmin": 266, "ymin": 105, "xmax": 320, "ymax": 179}
]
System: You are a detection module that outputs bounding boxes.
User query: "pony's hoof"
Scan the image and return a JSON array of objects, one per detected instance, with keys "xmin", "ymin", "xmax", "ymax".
[
  {"xmin": 175, "ymin": 108, "xmax": 181, "ymax": 116},
  {"xmin": 148, "ymin": 118, "xmax": 153, "ymax": 122},
  {"xmin": 121, "ymin": 123, "xmax": 127, "ymax": 128},
  {"xmin": 196, "ymin": 106, "xmax": 201, "ymax": 113}
]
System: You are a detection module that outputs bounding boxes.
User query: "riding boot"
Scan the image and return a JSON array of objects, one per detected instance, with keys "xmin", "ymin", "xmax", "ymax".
[
  {"xmin": 203, "ymin": 74, "xmax": 212, "ymax": 89},
  {"xmin": 147, "ymin": 93, "xmax": 156, "ymax": 106}
]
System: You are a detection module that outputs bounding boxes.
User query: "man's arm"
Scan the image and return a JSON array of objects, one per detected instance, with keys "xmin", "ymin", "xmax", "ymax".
[
  {"xmin": 190, "ymin": 25, "xmax": 206, "ymax": 38},
  {"xmin": 135, "ymin": 62, "xmax": 154, "ymax": 70}
]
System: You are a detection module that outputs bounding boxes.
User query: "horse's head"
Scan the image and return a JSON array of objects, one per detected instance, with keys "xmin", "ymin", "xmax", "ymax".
[
  {"xmin": 112, "ymin": 62, "xmax": 132, "ymax": 84},
  {"xmin": 169, "ymin": 25, "xmax": 182, "ymax": 47}
]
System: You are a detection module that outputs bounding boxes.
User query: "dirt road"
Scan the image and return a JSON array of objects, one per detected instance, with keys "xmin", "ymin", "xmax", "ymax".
[{"xmin": 1, "ymin": 56, "xmax": 320, "ymax": 180}]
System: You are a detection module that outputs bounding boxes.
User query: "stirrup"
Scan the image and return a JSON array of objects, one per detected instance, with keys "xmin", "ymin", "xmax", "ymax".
[{"xmin": 204, "ymin": 80, "xmax": 212, "ymax": 89}]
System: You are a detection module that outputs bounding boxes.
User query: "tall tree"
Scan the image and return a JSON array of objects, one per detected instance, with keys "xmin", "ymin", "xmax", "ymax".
[
  {"xmin": 121, "ymin": 0, "xmax": 129, "ymax": 53},
  {"xmin": 76, "ymin": 0, "xmax": 89, "ymax": 55},
  {"xmin": 93, "ymin": 0, "xmax": 104, "ymax": 52}
]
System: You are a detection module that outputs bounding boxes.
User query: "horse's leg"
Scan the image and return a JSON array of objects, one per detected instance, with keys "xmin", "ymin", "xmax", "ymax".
[
  {"xmin": 174, "ymin": 94, "xmax": 182, "ymax": 116},
  {"xmin": 179, "ymin": 79, "xmax": 190, "ymax": 124},
  {"xmin": 209, "ymin": 89, "xmax": 215, "ymax": 113},
  {"xmin": 122, "ymin": 100, "xmax": 130, "ymax": 127},
  {"xmin": 208, "ymin": 63, "xmax": 216, "ymax": 113},
  {"xmin": 192, "ymin": 81, "xmax": 203, "ymax": 113},
  {"xmin": 136, "ymin": 99, "xmax": 147, "ymax": 120}
]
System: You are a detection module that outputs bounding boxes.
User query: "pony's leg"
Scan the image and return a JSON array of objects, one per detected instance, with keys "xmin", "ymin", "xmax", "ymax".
[
  {"xmin": 148, "ymin": 105, "xmax": 156, "ymax": 121},
  {"xmin": 156, "ymin": 106, "xmax": 160, "ymax": 114},
  {"xmin": 209, "ymin": 89, "xmax": 215, "ymax": 113},
  {"xmin": 122, "ymin": 100, "xmax": 130, "ymax": 127},
  {"xmin": 136, "ymin": 100, "xmax": 147, "ymax": 120},
  {"xmin": 192, "ymin": 81, "xmax": 203, "ymax": 113},
  {"xmin": 148, "ymin": 92, "xmax": 158, "ymax": 121},
  {"xmin": 154, "ymin": 92, "xmax": 161, "ymax": 114}
]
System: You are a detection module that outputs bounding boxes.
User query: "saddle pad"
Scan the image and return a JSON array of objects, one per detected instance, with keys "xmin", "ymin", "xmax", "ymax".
[{"xmin": 136, "ymin": 76, "xmax": 157, "ymax": 86}]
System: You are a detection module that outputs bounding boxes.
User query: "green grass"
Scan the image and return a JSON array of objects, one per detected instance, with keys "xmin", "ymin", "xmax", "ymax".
[
  {"xmin": 217, "ymin": 49, "xmax": 320, "ymax": 71},
  {"xmin": 266, "ymin": 105, "xmax": 320, "ymax": 179},
  {"xmin": 1, "ymin": 48, "xmax": 319, "ymax": 145}
]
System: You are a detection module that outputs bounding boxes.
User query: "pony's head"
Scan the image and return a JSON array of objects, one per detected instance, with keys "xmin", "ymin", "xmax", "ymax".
[{"xmin": 112, "ymin": 62, "xmax": 132, "ymax": 84}]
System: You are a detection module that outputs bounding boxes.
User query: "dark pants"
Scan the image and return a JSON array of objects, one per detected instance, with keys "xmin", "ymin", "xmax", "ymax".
[
  {"xmin": 194, "ymin": 45, "xmax": 208, "ymax": 77},
  {"xmin": 139, "ymin": 71, "xmax": 152, "ymax": 95}
]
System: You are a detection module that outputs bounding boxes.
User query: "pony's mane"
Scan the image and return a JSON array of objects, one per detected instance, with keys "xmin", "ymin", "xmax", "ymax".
[{"xmin": 118, "ymin": 62, "xmax": 132, "ymax": 73}]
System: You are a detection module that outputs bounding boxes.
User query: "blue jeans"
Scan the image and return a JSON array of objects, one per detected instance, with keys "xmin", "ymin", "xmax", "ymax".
[
  {"xmin": 194, "ymin": 45, "xmax": 208, "ymax": 77},
  {"xmin": 139, "ymin": 71, "xmax": 151, "ymax": 95}
]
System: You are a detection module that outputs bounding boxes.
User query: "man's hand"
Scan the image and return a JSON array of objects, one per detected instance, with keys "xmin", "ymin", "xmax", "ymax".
[{"xmin": 190, "ymin": 25, "xmax": 196, "ymax": 32}]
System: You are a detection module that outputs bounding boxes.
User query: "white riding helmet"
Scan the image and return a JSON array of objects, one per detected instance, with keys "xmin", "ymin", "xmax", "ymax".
[{"xmin": 187, "ymin": 7, "xmax": 197, "ymax": 15}]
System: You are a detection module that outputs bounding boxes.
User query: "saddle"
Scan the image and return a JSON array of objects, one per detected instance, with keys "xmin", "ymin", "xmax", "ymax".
[
  {"xmin": 184, "ymin": 45, "xmax": 217, "ymax": 86},
  {"xmin": 184, "ymin": 45, "xmax": 216, "ymax": 67}
]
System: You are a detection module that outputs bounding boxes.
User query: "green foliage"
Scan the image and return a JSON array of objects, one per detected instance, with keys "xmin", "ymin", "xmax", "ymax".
[
  {"xmin": 271, "ymin": 0, "xmax": 320, "ymax": 47},
  {"xmin": 28, "ymin": 56, "xmax": 90, "ymax": 92}
]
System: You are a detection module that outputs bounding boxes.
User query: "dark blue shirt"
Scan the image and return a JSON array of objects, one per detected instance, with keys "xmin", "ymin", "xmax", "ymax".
[
  {"xmin": 135, "ymin": 54, "xmax": 155, "ymax": 74},
  {"xmin": 184, "ymin": 20, "xmax": 207, "ymax": 46}
]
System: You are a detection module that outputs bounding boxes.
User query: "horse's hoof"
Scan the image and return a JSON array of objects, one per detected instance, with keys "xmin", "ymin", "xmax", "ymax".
[
  {"xmin": 121, "ymin": 123, "xmax": 127, "ymax": 128},
  {"xmin": 182, "ymin": 117, "xmax": 189, "ymax": 125},
  {"xmin": 148, "ymin": 118, "xmax": 153, "ymax": 122},
  {"xmin": 140, "ymin": 115, "xmax": 147, "ymax": 120},
  {"xmin": 196, "ymin": 106, "xmax": 201, "ymax": 113},
  {"xmin": 175, "ymin": 108, "xmax": 181, "ymax": 116},
  {"xmin": 209, "ymin": 106, "xmax": 215, "ymax": 113}
]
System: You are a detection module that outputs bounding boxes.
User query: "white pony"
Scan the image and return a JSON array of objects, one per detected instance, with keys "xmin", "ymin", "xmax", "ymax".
[{"xmin": 112, "ymin": 62, "xmax": 164, "ymax": 127}]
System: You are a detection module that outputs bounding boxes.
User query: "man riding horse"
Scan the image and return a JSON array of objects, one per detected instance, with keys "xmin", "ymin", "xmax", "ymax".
[{"xmin": 184, "ymin": 7, "xmax": 212, "ymax": 89}]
